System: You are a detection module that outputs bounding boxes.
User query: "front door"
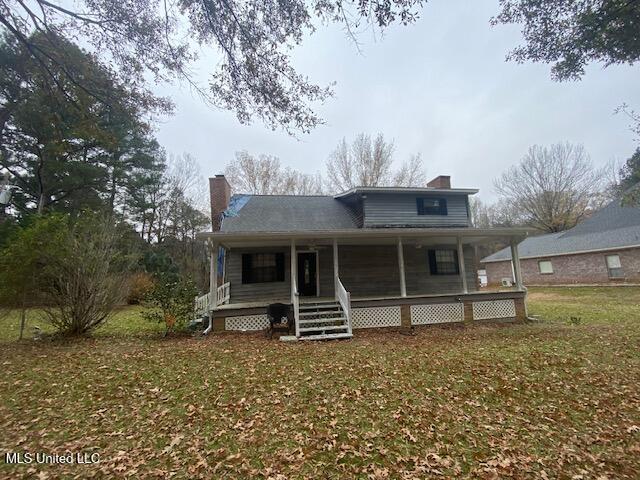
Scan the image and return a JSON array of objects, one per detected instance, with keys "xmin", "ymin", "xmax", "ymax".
[{"xmin": 297, "ymin": 252, "xmax": 318, "ymax": 296}]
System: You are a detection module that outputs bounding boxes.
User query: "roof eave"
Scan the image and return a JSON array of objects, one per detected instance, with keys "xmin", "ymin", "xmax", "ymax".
[
  {"xmin": 481, "ymin": 242, "xmax": 640, "ymax": 263},
  {"xmin": 334, "ymin": 187, "xmax": 479, "ymax": 199},
  {"xmin": 197, "ymin": 227, "xmax": 530, "ymax": 243}
]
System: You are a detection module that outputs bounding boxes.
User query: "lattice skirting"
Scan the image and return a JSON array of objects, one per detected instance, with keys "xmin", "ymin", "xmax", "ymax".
[
  {"xmin": 411, "ymin": 303, "xmax": 464, "ymax": 325},
  {"xmin": 472, "ymin": 300, "xmax": 516, "ymax": 320},
  {"xmin": 225, "ymin": 314, "xmax": 269, "ymax": 331},
  {"xmin": 352, "ymin": 306, "xmax": 402, "ymax": 329}
]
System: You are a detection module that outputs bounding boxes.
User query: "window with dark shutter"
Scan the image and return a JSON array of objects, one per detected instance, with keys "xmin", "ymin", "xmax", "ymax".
[
  {"xmin": 417, "ymin": 197, "xmax": 448, "ymax": 215},
  {"xmin": 428, "ymin": 249, "xmax": 459, "ymax": 275},
  {"xmin": 241, "ymin": 252, "xmax": 285, "ymax": 283}
]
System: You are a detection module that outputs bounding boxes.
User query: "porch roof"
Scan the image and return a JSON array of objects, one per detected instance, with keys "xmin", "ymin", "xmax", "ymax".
[{"xmin": 197, "ymin": 226, "xmax": 530, "ymax": 247}]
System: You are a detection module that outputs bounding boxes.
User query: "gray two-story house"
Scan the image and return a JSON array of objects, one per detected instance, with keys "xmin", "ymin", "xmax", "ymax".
[{"xmin": 196, "ymin": 175, "xmax": 529, "ymax": 340}]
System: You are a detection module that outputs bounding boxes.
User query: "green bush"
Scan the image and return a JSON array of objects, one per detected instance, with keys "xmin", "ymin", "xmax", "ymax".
[{"xmin": 143, "ymin": 273, "xmax": 197, "ymax": 335}]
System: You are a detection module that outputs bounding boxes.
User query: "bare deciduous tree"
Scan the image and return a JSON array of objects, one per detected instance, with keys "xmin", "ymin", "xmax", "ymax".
[
  {"xmin": 225, "ymin": 151, "xmax": 324, "ymax": 195},
  {"xmin": 281, "ymin": 170, "xmax": 325, "ymax": 195},
  {"xmin": 327, "ymin": 134, "xmax": 393, "ymax": 191},
  {"xmin": 393, "ymin": 153, "xmax": 427, "ymax": 187},
  {"xmin": 326, "ymin": 133, "xmax": 426, "ymax": 191},
  {"xmin": 494, "ymin": 142, "xmax": 604, "ymax": 233},
  {"xmin": 469, "ymin": 197, "xmax": 526, "ymax": 229}
]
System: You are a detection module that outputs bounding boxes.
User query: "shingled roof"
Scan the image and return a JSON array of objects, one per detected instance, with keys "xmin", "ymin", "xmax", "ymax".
[
  {"xmin": 481, "ymin": 199, "xmax": 640, "ymax": 263},
  {"xmin": 220, "ymin": 195, "xmax": 360, "ymax": 232}
]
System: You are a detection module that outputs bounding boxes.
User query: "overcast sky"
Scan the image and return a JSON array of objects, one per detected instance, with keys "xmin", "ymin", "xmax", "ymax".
[{"xmin": 152, "ymin": 0, "xmax": 640, "ymax": 202}]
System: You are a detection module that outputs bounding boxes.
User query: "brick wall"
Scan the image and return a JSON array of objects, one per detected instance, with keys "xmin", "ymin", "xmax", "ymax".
[
  {"xmin": 209, "ymin": 175, "xmax": 231, "ymax": 231},
  {"xmin": 484, "ymin": 247, "xmax": 640, "ymax": 285}
]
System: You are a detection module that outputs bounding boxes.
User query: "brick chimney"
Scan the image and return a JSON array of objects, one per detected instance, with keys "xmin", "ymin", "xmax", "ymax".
[
  {"xmin": 427, "ymin": 175, "xmax": 451, "ymax": 189},
  {"xmin": 209, "ymin": 175, "xmax": 231, "ymax": 231}
]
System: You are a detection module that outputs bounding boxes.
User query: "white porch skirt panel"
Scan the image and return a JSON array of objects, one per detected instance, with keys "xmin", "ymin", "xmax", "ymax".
[
  {"xmin": 472, "ymin": 299, "xmax": 516, "ymax": 320},
  {"xmin": 352, "ymin": 306, "xmax": 402, "ymax": 329},
  {"xmin": 225, "ymin": 314, "xmax": 269, "ymax": 331},
  {"xmin": 411, "ymin": 303, "xmax": 464, "ymax": 325}
]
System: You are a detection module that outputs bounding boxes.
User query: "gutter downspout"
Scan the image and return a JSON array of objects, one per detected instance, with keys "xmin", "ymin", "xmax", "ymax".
[{"xmin": 203, "ymin": 241, "xmax": 219, "ymax": 335}]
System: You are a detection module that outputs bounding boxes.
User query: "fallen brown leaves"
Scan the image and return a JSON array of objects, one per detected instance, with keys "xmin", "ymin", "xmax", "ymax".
[{"xmin": 0, "ymin": 288, "xmax": 639, "ymax": 478}]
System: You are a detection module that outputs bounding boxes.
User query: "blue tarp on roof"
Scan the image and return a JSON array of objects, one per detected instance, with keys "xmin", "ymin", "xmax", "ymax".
[
  {"xmin": 217, "ymin": 195, "xmax": 251, "ymax": 273},
  {"xmin": 223, "ymin": 194, "xmax": 251, "ymax": 218}
]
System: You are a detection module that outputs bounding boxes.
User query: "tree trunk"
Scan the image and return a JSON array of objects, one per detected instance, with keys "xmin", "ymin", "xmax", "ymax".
[
  {"xmin": 35, "ymin": 153, "xmax": 46, "ymax": 214},
  {"xmin": 37, "ymin": 193, "xmax": 47, "ymax": 215},
  {"xmin": 108, "ymin": 156, "xmax": 120, "ymax": 215},
  {"xmin": 19, "ymin": 307, "xmax": 26, "ymax": 341}
]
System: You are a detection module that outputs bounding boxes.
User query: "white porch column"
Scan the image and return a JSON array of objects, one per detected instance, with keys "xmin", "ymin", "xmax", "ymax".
[
  {"xmin": 209, "ymin": 241, "xmax": 219, "ymax": 309},
  {"xmin": 457, "ymin": 236, "xmax": 468, "ymax": 294},
  {"xmin": 397, "ymin": 237, "xmax": 407, "ymax": 297},
  {"xmin": 290, "ymin": 238, "xmax": 297, "ymax": 299},
  {"xmin": 333, "ymin": 238, "xmax": 339, "ymax": 279},
  {"xmin": 510, "ymin": 239, "xmax": 524, "ymax": 290}
]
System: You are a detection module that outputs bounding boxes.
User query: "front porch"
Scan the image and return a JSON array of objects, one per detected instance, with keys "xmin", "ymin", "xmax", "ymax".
[
  {"xmin": 196, "ymin": 228, "xmax": 528, "ymax": 339},
  {"xmin": 203, "ymin": 289, "xmax": 526, "ymax": 333}
]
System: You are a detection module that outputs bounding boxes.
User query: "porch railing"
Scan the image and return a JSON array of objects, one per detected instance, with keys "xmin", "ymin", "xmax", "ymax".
[
  {"xmin": 194, "ymin": 293, "xmax": 210, "ymax": 318},
  {"xmin": 216, "ymin": 282, "xmax": 230, "ymax": 306},
  {"xmin": 334, "ymin": 276, "xmax": 352, "ymax": 335},
  {"xmin": 195, "ymin": 281, "xmax": 231, "ymax": 319}
]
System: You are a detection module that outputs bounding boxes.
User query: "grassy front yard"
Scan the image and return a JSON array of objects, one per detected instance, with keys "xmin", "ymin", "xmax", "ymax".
[{"xmin": 1, "ymin": 287, "xmax": 639, "ymax": 478}]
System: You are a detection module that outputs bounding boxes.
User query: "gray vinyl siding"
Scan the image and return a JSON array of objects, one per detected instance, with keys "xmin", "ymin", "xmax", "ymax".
[
  {"xmin": 404, "ymin": 244, "xmax": 477, "ymax": 295},
  {"xmin": 226, "ymin": 247, "xmax": 336, "ymax": 303},
  {"xmin": 226, "ymin": 243, "xmax": 477, "ymax": 303},
  {"xmin": 226, "ymin": 247, "xmax": 290, "ymax": 303},
  {"xmin": 363, "ymin": 193, "xmax": 471, "ymax": 228},
  {"xmin": 338, "ymin": 244, "xmax": 477, "ymax": 296},
  {"xmin": 318, "ymin": 249, "xmax": 335, "ymax": 297},
  {"xmin": 337, "ymin": 246, "xmax": 402, "ymax": 297}
]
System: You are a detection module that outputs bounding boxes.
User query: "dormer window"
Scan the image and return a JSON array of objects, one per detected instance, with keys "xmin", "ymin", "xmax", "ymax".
[{"xmin": 417, "ymin": 197, "xmax": 448, "ymax": 216}]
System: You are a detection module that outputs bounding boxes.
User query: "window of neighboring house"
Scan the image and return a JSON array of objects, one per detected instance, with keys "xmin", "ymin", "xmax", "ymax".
[
  {"xmin": 241, "ymin": 253, "xmax": 285, "ymax": 284},
  {"xmin": 538, "ymin": 260, "xmax": 553, "ymax": 274},
  {"xmin": 605, "ymin": 254, "xmax": 623, "ymax": 278},
  {"xmin": 428, "ymin": 249, "xmax": 459, "ymax": 275},
  {"xmin": 417, "ymin": 197, "xmax": 448, "ymax": 215}
]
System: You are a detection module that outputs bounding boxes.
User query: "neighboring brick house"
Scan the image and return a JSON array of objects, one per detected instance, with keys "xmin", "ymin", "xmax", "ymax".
[{"xmin": 481, "ymin": 199, "xmax": 640, "ymax": 286}]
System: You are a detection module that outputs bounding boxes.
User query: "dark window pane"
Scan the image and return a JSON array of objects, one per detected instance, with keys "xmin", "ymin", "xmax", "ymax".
[
  {"xmin": 241, "ymin": 252, "xmax": 285, "ymax": 284},
  {"xmin": 417, "ymin": 197, "xmax": 448, "ymax": 216},
  {"xmin": 428, "ymin": 249, "xmax": 459, "ymax": 275}
]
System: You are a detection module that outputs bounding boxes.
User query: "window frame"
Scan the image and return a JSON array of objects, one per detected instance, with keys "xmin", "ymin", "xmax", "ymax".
[
  {"xmin": 428, "ymin": 249, "xmax": 460, "ymax": 275},
  {"xmin": 417, "ymin": 197, "xmax": 448, "ymax": 216},
  {"xmin": 538, "ymin": 260, "xmax": 554, "ymax": 275},
  {"xmin": 605, "ymin": 254, "xmax": 623, "ymax": 278},
  {"xmin": 241, "ymin": 252, "xmax": 285, "ymax": 284}
]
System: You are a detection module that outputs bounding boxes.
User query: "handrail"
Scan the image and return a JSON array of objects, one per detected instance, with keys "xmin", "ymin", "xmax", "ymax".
[
  {"xmin": 293, "ymin": 287, "xmax": 300, "ymax": 338},
  {"xmin": 334, "ymin": 276, "xmax": 352, "ymax": 335}
]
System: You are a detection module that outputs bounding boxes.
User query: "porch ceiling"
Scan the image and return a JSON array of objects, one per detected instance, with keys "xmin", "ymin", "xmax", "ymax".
[{"xmin": 197, "ymin": 227, "xmax": 530, "ymax": 248}]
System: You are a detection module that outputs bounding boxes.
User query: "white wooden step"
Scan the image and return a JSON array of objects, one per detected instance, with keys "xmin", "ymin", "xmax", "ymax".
[
  {"xmin": 299, "ymin": 325, "xmax": 349, "ymax": 333},
  {"xmin": 299, "ymin": 309, "xmax": 343, "ymax": 317},
  {"xmin": 298, "ymin": 332, "xmax": 353, "ymax": 341},
  {"xmin": 299, "ymin": 317, "xmax": 347, "ymax": 325},
  {"xmin": 299, "ymin": 306, "xmax": 340, "ymax": 312},
  {"xmin": 300, "ymin": 298, "xmax": 339, "ymax": 304},
  {"xmin": 300, "ymin": 303, "xmax": 340, "ymax": 310}
]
